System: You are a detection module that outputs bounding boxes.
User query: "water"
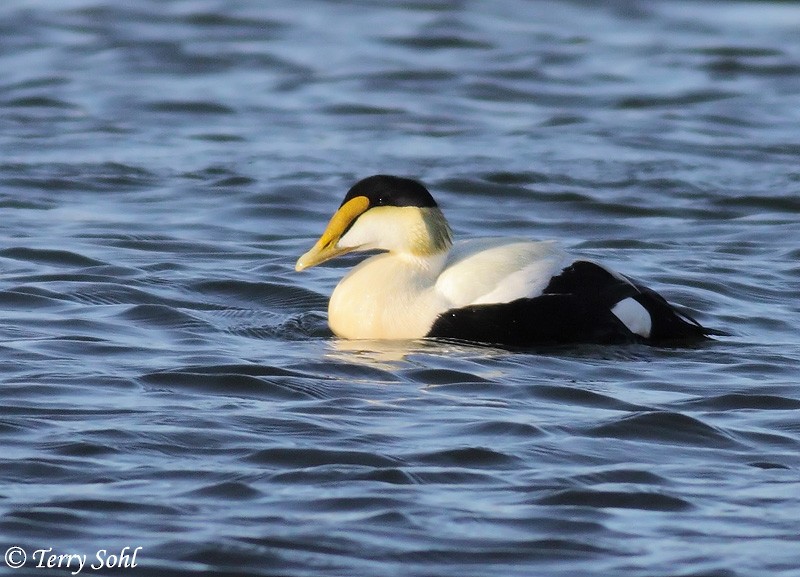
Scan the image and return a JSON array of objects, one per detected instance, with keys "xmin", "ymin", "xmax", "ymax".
[{"xmin": 1, "ymin": 1, "xmax": 799, "ymax": 575}]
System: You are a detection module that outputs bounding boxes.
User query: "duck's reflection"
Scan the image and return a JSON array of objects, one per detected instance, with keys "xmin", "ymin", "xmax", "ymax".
[{"xmin": 324, "ymin": 336, "xmax": 509, "ymax": 372}]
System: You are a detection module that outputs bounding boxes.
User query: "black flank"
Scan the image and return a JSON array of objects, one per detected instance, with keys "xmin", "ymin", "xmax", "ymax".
[{"xmin": 427, "ymin": 260, "xmax": 712, "ymax": 346}]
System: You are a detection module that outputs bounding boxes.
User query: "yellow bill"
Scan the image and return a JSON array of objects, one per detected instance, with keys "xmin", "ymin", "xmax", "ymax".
[{"xmin": 295, "ymin": 196, "xmax": 370, "ymax": 271}]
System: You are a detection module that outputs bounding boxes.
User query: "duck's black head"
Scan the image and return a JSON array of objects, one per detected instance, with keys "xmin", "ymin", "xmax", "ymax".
[
  {"xmin": 340, "ymin": 175, "xmax": 438, "ymax": 209},
  {"xmin": 296, "ymin": 174, "xmax": 450, "ymax": 271}
]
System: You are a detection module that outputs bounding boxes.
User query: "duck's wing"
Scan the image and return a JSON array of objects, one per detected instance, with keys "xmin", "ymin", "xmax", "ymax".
[
  {"xmin": 429, "ymin": 260, "xmax": 714, "ymax": 346},
  {"xmin": 434, "ymin": 239, "xmax": 570, "ymax": 308}
]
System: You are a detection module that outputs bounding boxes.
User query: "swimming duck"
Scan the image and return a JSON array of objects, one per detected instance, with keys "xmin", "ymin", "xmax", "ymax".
[{"xmin": 296, "ymin": 174, "xmax": 713, "ymax": 345}]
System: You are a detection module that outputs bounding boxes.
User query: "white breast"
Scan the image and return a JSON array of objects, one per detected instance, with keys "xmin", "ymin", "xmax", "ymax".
[{"xmin": 327, "ymin": 252, "xmax": 448, "ymax": 340}]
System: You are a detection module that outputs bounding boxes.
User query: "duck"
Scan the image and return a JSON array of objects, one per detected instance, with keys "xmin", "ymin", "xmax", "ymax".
[{"xmin": 295, "ymin": 174, "xmax": 715, "ymax": 346}]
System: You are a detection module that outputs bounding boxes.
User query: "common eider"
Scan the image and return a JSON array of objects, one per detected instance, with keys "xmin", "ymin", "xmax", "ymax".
[{"xmin": 296, "ymin": 174, "xmax": 714, "ymax": 346}]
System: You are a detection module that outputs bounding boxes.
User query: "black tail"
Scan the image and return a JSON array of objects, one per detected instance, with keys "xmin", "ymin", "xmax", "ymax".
[{"xmin": 630, "ymin": 284, "xmax": 718, "ymax": 342}]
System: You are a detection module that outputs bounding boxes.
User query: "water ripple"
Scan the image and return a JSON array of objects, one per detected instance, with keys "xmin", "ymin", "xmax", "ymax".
[
  {"xmin": 539, "ymin": 488, "xmax": 693, "ymax": 512},
  {"xmin": 586, "ymin": 411, "xmax": 740, "ymax": 448}
]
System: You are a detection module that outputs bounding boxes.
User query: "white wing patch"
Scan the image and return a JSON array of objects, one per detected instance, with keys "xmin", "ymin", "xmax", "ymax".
[
  {"xmin": 611, "ymin": 297, "xmax": 652, "ymax": 338},
  {"xmin": 434, "ymin": 239, "xmax": 569, "ymax": 308}
]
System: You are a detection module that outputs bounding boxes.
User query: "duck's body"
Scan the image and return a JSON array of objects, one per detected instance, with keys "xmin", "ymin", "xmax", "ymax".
[
  {"xmin": 296, "ymin": 175, "xmax": 714, "ymax": 346},
  {"xmin": 328, "ymin": 238, "xmax": 569, "ymax": 340}
]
